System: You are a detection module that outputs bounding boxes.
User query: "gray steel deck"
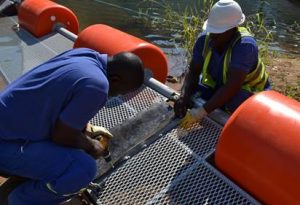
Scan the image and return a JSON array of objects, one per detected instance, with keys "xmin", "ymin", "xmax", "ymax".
[
  {"xmin": 90, "ymin": 93, "xmax": 259, "ymax": 204},
  {"xmin": 0, "ymin": 16, "xmax": 73, "ymax": 83},
  {"xmin": 0, "ymin": 16, "xmax": 260, "ymax": 204}
]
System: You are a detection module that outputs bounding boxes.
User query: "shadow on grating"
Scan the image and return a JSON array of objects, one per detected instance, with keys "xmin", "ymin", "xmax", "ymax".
[{"xmin": 90, "ymin": 85, "xmax": 166, "ymax": 129}]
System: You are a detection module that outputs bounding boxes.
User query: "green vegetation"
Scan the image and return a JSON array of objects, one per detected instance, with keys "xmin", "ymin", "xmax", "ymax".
[
  {"xmin": 280, "ymin": 60, "xmax": 300, "ymax": 100},
  {"xmin": 138, "ymin": 0, "xmax": 300, "ymax": 101},
  {"xmin": 245, "ymin": 13, "xmax": 273, "ymax": 64},
  {"xmin": 138, "ymin": 0, "xmax": 274, "ymax": 63},
  {"xmin": 138, "ymin": 0, "xmax": 214, "ymax": 62}
]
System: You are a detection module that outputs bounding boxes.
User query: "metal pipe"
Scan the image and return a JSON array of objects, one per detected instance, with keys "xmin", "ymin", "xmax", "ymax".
[
  {"xmin": 143, "ymin": 75, "xmax": 180, "ymax": 101},
  {"xmin": 53, "ymin": 25, "xmax": 229, "ymax": 125},
  {"xmin": 54, "ymin": 25, "xmax": 179, "ymax": 101},
  {"xmin": 143, "ymin": 73, "xmax": 229, "ymax": 125},
  {"xmin": 53, "ymin": 25, "xmax": 179, "ymax": 101},
  {"xmin": 54, "ymin": 25, "xmax": 78, "ymax": 42},
  {"xmin": 53, "ymin": 25, "xmax": 180, "ymax": 101}
]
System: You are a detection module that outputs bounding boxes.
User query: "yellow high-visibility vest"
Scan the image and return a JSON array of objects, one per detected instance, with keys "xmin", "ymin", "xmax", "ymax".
[{"xmin": 201, "ymin": 27, "xmax": 268, "ymax": 92}]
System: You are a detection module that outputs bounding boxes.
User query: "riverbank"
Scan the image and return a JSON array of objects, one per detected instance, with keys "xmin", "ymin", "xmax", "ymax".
[{"xmin": 267, "ymin": 55, "xmax": 300, "ymax": 101}]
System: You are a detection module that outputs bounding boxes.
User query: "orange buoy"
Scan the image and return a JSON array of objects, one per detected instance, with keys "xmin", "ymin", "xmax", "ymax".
[
  {"xmin": 18, "ymin": 0, "xmax": 79, "ymax": 37},
  {"xmin": 215, "ymin": 91, "xmax": 300, "ymax": 204},
  {"xmin": 74, "ymin": 24, "xmax": 168, "ymax": 83}
]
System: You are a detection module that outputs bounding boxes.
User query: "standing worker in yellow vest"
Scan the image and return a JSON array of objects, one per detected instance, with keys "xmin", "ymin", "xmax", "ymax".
[{"xmin": 175, "ymin": 0, "xmax": 270, "ymax": 127}]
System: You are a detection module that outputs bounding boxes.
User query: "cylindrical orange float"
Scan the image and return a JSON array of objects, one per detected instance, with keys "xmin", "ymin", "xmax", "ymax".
[
  {"xmin": 18, "ymin": 0, "xmax": 79, "ymax": 37},
  {"xmin": 74, "ymin": 24, "xmax": 168, "ymax": 83},
  {"xmin": 215, "ymin": 91, "xmax": 300, "ymax": 204}
]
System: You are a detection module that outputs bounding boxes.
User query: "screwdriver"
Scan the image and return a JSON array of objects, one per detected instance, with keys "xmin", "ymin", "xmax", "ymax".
[{"xmin": 97, "ymin": 135, "xmax": 114, "ymax": 168}]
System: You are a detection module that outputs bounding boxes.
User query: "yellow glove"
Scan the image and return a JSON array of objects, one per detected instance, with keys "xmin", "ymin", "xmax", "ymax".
[
  {"xmin": 84, "ymin": 124, "xmax": 113, "ymax": 161},
  {"xmin": 180, "ymin": 107, "xmax": 207, "ymax": 129},
  {"xmin": 85, "ymin": 124, "xmax": 113, "ymax": 139}
]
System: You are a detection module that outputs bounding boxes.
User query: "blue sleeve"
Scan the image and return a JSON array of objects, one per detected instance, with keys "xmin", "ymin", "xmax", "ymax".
[
  {"xmin": 192, "ymin": 33, "xmax": 206, "ymax": 65},
  {"xmin": 230, "ymin": 36, "xmax": 258, "ymax": 73},
  {"xmin": 59, "ymin": 78, "xmax": 108, "ymax": 130}
]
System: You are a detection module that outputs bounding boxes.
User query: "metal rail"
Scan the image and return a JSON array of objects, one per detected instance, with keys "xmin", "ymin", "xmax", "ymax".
[
  {"xmin": 54, "ymin": 25, "xmax": 181, "ymax": 101},
  {"xmin": 55, "ymin": 24, "xmax": 230, "ymax": 126},
  {"xmin": 54, "ymin": 26, "xmax": 78, "ymax": 42}
]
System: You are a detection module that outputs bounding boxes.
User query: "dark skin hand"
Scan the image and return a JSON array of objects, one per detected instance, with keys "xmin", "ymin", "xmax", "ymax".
[
  {"xmin": 49, "ymin": 52, "xmax": 145, "ymax": 158},
  {"xmin": 175, "ymin": 27, "xmax": 247, "ymax": 115},
  {"xmin": 174, "ymin": 60, "xmax": 202, "ymax": 118},
  {"xmin": 175, "ymin": 61, "xmax": 247, "ymax": 116},
  {"xmin": 51, "ymin": 120, "xmax": 105, "ymax": 159}
]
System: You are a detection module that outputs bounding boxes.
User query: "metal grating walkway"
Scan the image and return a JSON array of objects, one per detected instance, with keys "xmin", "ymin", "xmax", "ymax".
[
  {"xmin": 90, "ymin": 85, "xmax": 167, "ymax": 129},
  {"xmin": 89, "ymin": 86, "xmax": 259, "ymax": 205}
]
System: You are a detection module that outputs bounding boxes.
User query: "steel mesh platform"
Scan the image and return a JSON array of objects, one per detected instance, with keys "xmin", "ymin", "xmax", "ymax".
[
  {"xmin": 0, "ymin": 16, "xmax": 73, "ymax": 83},
  {"xmin": 88, "ymin": 86, "xmax": 259, "ymax": 205},
  {"xmin": 90, "ymin": 117, "xmax": 259, "ymax": 205},
  {"xmin": 90, "ymin": 85, "xmax": 167, "ymax": 129}
]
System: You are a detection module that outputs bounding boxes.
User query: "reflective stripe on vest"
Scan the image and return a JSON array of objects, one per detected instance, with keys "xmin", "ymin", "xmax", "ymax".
[{"xmin": 201, "ymin": 27, "xmax": 268, "ymax": 92}]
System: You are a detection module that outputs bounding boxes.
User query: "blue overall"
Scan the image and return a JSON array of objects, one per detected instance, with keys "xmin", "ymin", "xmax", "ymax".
[
  {"xmin": 0, "ymin": 48, "xmax": 109, "ymax": 204},
  {"xmin": 193, "ymin": 33, "xmax": 271, "ymax": 112}
]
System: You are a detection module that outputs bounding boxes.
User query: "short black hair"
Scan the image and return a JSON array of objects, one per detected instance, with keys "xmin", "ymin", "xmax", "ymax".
[
  {"xmin": 107, "ymin": 52, "xmax": 144, "ymax": 96},
  {"xmin": 111, "ymin": 52, "xmax": 144, "ymax": 87}
]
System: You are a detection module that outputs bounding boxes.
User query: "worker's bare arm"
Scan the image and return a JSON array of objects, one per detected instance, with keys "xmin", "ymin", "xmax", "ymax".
[
  {"xmin": 51, "ymin": 120, "xmax": 105, "ymax": 159},
  {"xmin": 203, "ymin": 68, "xmax": 247, "ymax": 113},
  {"xmin": 180, "ymin": 60, "xmax": 203, "ymax": 101},
  {"xmin": 174, "ymin": 61, "xmax": 203, "ymax": 117}
]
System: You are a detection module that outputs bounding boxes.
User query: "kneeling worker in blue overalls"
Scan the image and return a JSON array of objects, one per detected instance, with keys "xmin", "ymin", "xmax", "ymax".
[
  {"xmin": 0, "ymin": 48, "xmax": 144, "ymax": 204},
  {"xmin": 175, "ymin": 0, "xmax": 271, "ymax": 127}
]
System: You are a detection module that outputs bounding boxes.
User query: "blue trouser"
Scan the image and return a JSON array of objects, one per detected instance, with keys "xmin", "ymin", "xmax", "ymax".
[
  {"xmin": 197, "ymin": 83, "xmax": 253, "ymax": 113},
  {"xmin": 0, "ymin": 139, "xmax": 97, "ymax": 205}
]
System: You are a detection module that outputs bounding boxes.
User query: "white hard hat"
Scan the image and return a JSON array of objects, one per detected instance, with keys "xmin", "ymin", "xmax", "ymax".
[{"xmin": 203, "ymin": 0, "xmax": 245, "ymax": 34}]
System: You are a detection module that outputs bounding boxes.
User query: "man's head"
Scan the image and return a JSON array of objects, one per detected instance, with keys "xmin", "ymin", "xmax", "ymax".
[
  {"xmin": 203, "ymin": 0, "xmax": 245, "ymax": 34},
  {"xmin": 202, "ymin": 0, "xmax": 245, "ymax": 49},
  {"xmin": 107, "ymin": 52, "xmax": 144, "ymax": 96}
]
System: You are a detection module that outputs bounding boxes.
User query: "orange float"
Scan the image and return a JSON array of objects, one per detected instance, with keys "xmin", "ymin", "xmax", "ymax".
[
  {"xmin": 74, "ymin": 24, "xmax": 168, "ymax": 83},
  {"xmin": 18, "ymin": 0, "xmax": 79, "ymax": 37},
  {"xmin": 215, "ymin": 91, "xmax": 300, "ymax": 204}
]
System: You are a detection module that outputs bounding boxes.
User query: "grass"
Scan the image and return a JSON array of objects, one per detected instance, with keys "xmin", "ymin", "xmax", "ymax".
[
  {"xmin": 138, "ymin": 0, "xmax": 213, "ymax": 62},
  {"xmin": 138, "ymin": 0, "xmax": 276, "ymax": 62},
  {"xmin": 285, "ymin": 84, "xmax": 300, "ymax": 100},
  {"xmin": 137, "ymin": 0, "xmax": 300, "ymax": 101},
  {"xmin": 270, "ymin": 57, "xmax": 300, "ymax": 101}
]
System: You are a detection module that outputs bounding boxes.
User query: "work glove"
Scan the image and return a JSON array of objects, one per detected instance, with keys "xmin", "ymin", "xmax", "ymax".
[
  {"xmin": 84, "ymin": 124, "xmax": 113, "ymax": 140},
  {"xmin": 84, "ymin": 124, "xmax": 113, "ymax": 160},
  {"xmin": 180, "ymin": 106, "xmax": 207, "ymax": 129}
]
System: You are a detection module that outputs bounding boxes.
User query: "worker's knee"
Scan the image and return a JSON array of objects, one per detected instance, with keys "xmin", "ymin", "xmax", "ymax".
[{"xmin": 46, "ymin": 151, "xmax": 97, "ymax": 195}]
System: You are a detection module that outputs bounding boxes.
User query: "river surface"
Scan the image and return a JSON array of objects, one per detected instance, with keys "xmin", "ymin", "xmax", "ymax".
[{"xmin": 56, "ymin": 0, "xmax": 300, "ymax": 76}]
